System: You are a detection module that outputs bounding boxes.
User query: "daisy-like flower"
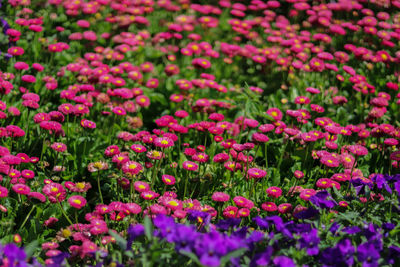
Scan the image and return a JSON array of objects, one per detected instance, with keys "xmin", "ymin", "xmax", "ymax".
[
  {"xmin": 0, "ymin": 186, "xmax": 9, "ymax": 198},
  {"xmin": 192, "ymin": 153, "xmax": 209, "ymax": 163},
  {"xmin": 161, "ymin": 175, "xmax": 175, "ymax": 185},
  {"xmin": 223, "ymin": 206, "xmax": 238, "ymax": 218},
  {"xmin": 12, "ymin": 184, "xmax": 30, "ymax": 195},
  {"xmin": 130, "ymin": 144, "xmax": 147, "ymax": 153},
  {"xmin": 348, "ymin": 145, "xmax": 368, "ymax": 156},
  {"xmin": 247, "ymin": 168, "xmax": 267, "ymax": 179},
  {"xmin": 390, "ymin": 151, "xmax": 400, "ymax": 161},
  {"xmin": 146, "ymin": 150, "xmax": 164, "ymax": 160},
  {"xmin": 122, "ymin": 161, "xmax": 143, "ymax": 175},
  {"xmin": 320, "ymin": 156, "xmax": 340, "ymax": 168},
  {"xmin": 42, "ymin": 183, "xmax": 67, "ymax": 203},
  {"xmin": 154, "ymin": 137, "xmax": 174, "ymax": 148},
  {"xmin": 266, "ymin": 187, "xmax": 282, "ymax": 198},
  {"xmin": 261, "ymin": 202, "xmax": 277, "ymax": 212},
  {"xmin": 81, "ymin": 119, "xmax": 96, "ymax": 129},
  {"xmin": 68, "ymin": 195, "xmax": 87, "ymax": 209},
  {"xmin": 278, "ymin": 203, "xmax": 293, "ymax": 214},
  {"xmin": 141, "ymin": 190, "xmax": 159, "ymax": 200},
  {"xmin": 294, "ymin": 170, "xmax": 304, "ymax": 179},
  {"xmin": 182, "ymin": 161, "xmax": 199, "ymax": 171},
  {"xmin": 134, "ymin": 181, "xmax": 150, "ymax": 192},
  {"xmin": 211, "ymin": 192, "xmax": 230, "ymax": 202},
  {"xmin": 51, "ymin": 142, "xmax": 67, "ymax": 152},
  {"xmin": 233, "ymin": 196, "xmax": 254, "ymax": 209},
  {"xmin": 237, "ymin": 208, "xmax": 250, "ymax": 217},
  {"xmin": 87, "ymin": 161, "xmax": 109, "ymax": 172}
]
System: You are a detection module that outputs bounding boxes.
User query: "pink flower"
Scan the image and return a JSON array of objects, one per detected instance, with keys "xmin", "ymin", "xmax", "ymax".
[
  {"xmin": 43, "ymin": 183, "xmax": 66, "ymax": 203},
  {"xmin": 277, "ymin": 203, "xmax": 292, "ymax": 214},
  {"xmin": 141, "ymin": 190, "xmax": 159, "ymax": 200},
  {"xmin": 266, "ymin": 187, "xmax": 282, "ymax": 198},
  {"xmin": 182, "ymin": 161, "xmax": 199, "ymax": 171},
  {"xmin": 134, "ymin": 181, "xmax": 150, "ymax": 192},
  {"xmin": 51, "ymin": 142, "xmax": 67, "ymax": 152},
  {"xmin": 122, "ymin": 161, "xmax": 143, "ymax": 175},
  {"xmin": 223, "ymin": 206, "xmax": 238, "ymax": 218},
  {"xmin": 136, "ymin": 95, "xmax": 150, "ymax": 107},
  {"xmin": 294, "ymin": 170, "xmax": 304, "ymax": 179},
  {"xmin": 0, "ymin": 186, "xmax": 9, "ymax": 198},
  {"xmin": 161, "ymin": 175, "xmax": 176, "ymax": 185},
  {"xmin": 154, "ymin": 137, "xmax": 174, "ymax": 148},
  {"xmin": 211, "ymin": 192, "xmax": 230, "ymax": 202},
  {"xmin": 12, "ymin": 184, "xmax": 30, "ymax": 195},
  {"xmin": 237, "ymin": 208, "xmax": 250, "ymax": 217},
  {"xmin": 261, "ymin": 202, "xmax": 277, "ymax": 212},
  {"xmin": 68, "ymin": 195, "xmax": 87, "ymax": 209},
  {"xmin": 80, "ymin": 119, "xmax": 96, "ymax": 129},
  {"xmin": 247, "ymin": 168, "xmax": 267, "ymax": 179},
  {"xmin": 233, "ymin": 196, "xmax": 254, "ymax": 209},
  {"xmin": 348, "ymin": 145, "xmax": 368, "ymax": 156}
]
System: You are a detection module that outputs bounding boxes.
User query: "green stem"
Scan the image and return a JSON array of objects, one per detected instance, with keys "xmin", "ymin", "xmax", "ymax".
[
  {"xmin": 58, "ymin": 202, "xmax": 74, "ymax": 226},
  {"xmin": 97, "ymin": 171, "xmax": 104, "ymax": 204},
  {"xmin": 19, "ymin": 205, "xmax": 36, "ymax": 230}
]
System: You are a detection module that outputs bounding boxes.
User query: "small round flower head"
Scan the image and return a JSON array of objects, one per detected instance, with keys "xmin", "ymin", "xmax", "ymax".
[
  {"xmin": 68, "ymin": 195, "xmax": 87, "ymax": 209},
  {"xmin": 223, "ymin": 206, "xmax": 238, "ymax": 218},
  {"xmin": 266, "ymin": 187, "xmax": 282, "ymax": 198},
  {"xmin": 211, "ymin": 192, "xmax": 230, "ymax": 202},
  {"xmin": 247, "ymin": 168, "xmax": 267, "ymax": 179},
  {"xmin": 277, "ymin": 203, "xmax": 292, "ymax": 214},
  {"xmin": 130, "ymin": 144, "xmax": 147, "ymax": 153},
  {"xmin": 161, "ymin": 175, "xmax": 176, "ymax": 185},
  {"xmin": 233, "ymin": 196, "xmax": 254, "ymax": 209},
  {"xmin": 261, "ymin": 202, "xmax": 277, "ymax": 212},
  {"xmin": 12, "ymin": 184, "xmax": 30, "ymax": 195},
  {"xmin": 154, "ymin": 137, "xmax": 174, "ymax": 148},
  {"xmin": 348, "ymin": 144, "xmax": 368, "ymax": 156},
  {"xmin": 134, "ymin": 181, "xmax": 150, "ymax": 192},
  {"xmin": 294, "ymin": 170, "xmax": 304, "ymax": 179},
  {"xmin": 182, "ymin": 161, "xmax": 199, "ymax": 171},
  {"xmin": 141, "ymin": 190, "xmax": 160, "ymax": 200},
  {"xmin": 51, "ymin": 142, "xmax": 67, "ymax": 152},
  {"xmin": 122, "ymin": 161, "xmax": 143, "ymax": 175}
]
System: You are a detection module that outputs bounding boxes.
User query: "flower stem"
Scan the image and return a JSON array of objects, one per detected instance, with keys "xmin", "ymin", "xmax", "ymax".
[
  {"xmin": 58, "ymin": 202, "xmax": 74, "ymax": 226},
  {"xmin": 97, "ymin": 171, "xmax": 104, "ymax": 204},
  {"xmin": 19, "ymin": 205, "xmax": 36, "ymax": 230}
]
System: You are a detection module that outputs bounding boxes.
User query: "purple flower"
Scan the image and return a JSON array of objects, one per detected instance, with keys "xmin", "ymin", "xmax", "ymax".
[
  {"xmin": 388, "ymin": 245, "xmax": 400, "ymax": 265},
  {"xmin": 250, "ymin": 247, "xmax": 273, "ymax": 267},
  {"xmin": 298, "ymin": 229, "xmax": 320, "ymax": 256},
  {"xmin": 273, "ymin": 256, "xmax": 295, "ymax": 267},
  {"xmin": 3, "ymin": 243, "xmax": 27, "ymax": 267},
  {"xmin": 394, "ymin": 181, "xmax": 400, "ymax": 197},
  {"xmin": 372, "ymin": 174, "xmax": 392, "ymax": 194},
  {"xmin": 153, "ymin": 215, "xmax": 176, "ymax": 242},
  {"xmin": 342, "ymin": 226, "xmax": 361, "ymax": 235},
  {"xmin": 216, "ymin": 218, "xmax": 241, "ymax": 231},
  {"xmin": 320, "ymin": 239, "xmax": 354, "ymax": 266},
  {"xmin": 127, "ymin": 224, "xmax": 145, "ymax": 249},
  {"xmin": 172, "ymin": 224, "xmax": 198, "ymax": 253},
  {"xmin": 329, "ymin": 222, "xmax": 340, "ymax": 234},
  {"xmin": 357, "ymin": 242, "xmax": 380, "ymax": 267},
  {"xmin": 310, "ymin": 191, "xmax": 337, "ymax": 209}
]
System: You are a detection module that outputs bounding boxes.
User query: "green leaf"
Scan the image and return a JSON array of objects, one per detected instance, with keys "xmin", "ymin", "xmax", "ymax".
[
  {"xmin": 179, "ymin": 250, "xmax": 202, "ymax": 266},
  {"xmin": 25, "ymin": 240, "xmax": 38, "ymax": 259},
  {"xmin": 220, "ymin": 248, "xmax": 247, "ymax": 266},
  {"xmin": 144, "ymin": 216, "xmax": 153, "ymax": 240},
  {"xmin": 108, "ymin": 230, "xmax": 127, "ymax": 250}
]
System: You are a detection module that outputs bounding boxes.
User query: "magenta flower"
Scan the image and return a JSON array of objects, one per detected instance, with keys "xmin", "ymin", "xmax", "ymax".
[
  {"xmin": 182, "ymin": 161, "xmax": 199, "ymax": 171},
  {"xmin": 68, "ymin": 195, "xmax": 87, "ymax": 209}
]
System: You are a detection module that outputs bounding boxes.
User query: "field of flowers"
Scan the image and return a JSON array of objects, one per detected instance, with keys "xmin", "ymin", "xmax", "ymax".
[{"xmin": 0, "ymin": 0, "xmax": 400, "ymax": 266}]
